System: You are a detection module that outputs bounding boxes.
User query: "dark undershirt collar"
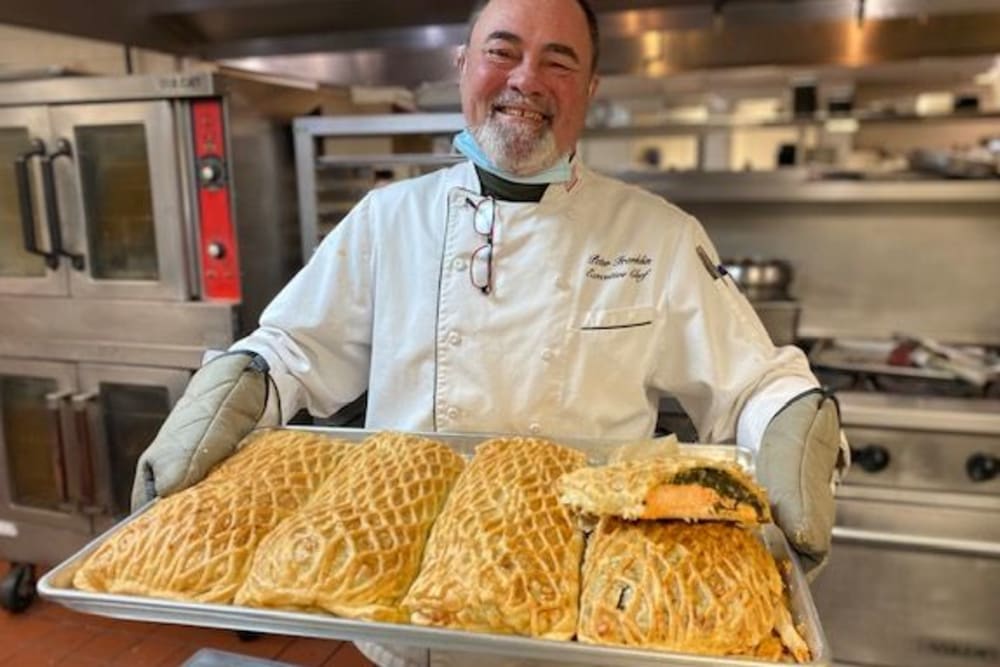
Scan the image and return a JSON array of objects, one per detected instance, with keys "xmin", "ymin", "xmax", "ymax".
[{"xmin": 475, "ymin": 166, "xmax": 548, "ymax": 203}]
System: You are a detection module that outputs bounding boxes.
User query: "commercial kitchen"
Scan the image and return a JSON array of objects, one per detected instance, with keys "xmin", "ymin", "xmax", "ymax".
[{"xmin": 0, "ymin": 1, "xmax": 998, "ymax": 666}]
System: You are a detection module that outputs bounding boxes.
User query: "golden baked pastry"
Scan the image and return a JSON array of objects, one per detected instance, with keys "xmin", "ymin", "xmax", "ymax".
[
  {"xmin": 577, "ymin": 518, "xmax": 810, "ymax": 662},
  {"xmin": 73, "ymin": 429, "xmax": 351, "ymax": 602},
  {"xmin": 402, "ymin": 437, "xmax": 587, "ymax": 639},
  {"xmin": 235, "ymin": 432, "xmax": 464, "ymax": 622},
  {"xmin": 558, "ymin": 456, "xmax": 771, "ymax": 524}
]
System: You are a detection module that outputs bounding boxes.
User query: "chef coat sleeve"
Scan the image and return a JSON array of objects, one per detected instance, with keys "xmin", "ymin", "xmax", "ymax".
[
  {"xmin": 653, "ymin": 214, "xmax": 818, "ymax": 453},
  {"xmin": 228, "ymin": 194, "xmax": 377, "ymax": 422}
]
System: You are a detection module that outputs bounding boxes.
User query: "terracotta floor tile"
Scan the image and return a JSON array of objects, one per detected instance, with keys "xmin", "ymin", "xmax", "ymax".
[
  {"xmin": 2, "ymin": 616, "xmax": 67, "ymax": 644},
  {"xmin": 3, "ymin": 646, "xmax": 69, "ymax": 667},
  {"xmin": 110, "ymin": 636, "xmax": 190, "ymax": 666},
  {"xmin": 55, "ymin": 656, "xmax": 103, "ymax": 667},
  {"xmin": 323, "ymin": 643, "xmax": 376, "ymax": 667},
  {"xmin": 154, "ymin": 643, "xmax": 198, "ymax": 667},
  {"xmin": 276, "ymin": 637, "xmax": 344, "ymax": 666},
  {"xmin": 39, "ymin": 623, "xmax": 101, "ymax": 658},
  {"xmin": 75, "ymin": 630, "xmax": 143, "ymax": 662}
]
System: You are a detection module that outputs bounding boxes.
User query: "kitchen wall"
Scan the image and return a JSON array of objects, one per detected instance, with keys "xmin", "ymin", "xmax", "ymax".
[{"xmin": 688, "ymin": 199, "xmax": 1000, "ymax": 345}]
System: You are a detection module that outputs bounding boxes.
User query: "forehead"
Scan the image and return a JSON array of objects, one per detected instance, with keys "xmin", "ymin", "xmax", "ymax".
[{"xmin": 471, "ymin": 0, "xmax": 592, "ymax": 57}]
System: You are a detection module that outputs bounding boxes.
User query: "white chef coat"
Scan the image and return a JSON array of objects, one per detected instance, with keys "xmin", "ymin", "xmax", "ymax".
[
  {"xmin": 231, "ymin": 156, "xmax": 818, "ymax": 667},
  {"xmin": 234, "ymin": 156, "xmax": 816, "ymax": 449}
]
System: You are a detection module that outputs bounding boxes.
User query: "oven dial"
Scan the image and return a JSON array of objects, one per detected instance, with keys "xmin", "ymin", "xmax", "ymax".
[
  {"xmin": 197, "ymin": 155, "xmax": 225, "ymax": 187},
  {"xmin": 966, "ymin": 453, "xmax": 998, "ymax": 482},
  {"xmin": 850, "ymin": 444, "xmax": 890, "ymax": 473},
  {"xmin": 207, "ymin": 241, "xmax": 226, "ymax": 259}
]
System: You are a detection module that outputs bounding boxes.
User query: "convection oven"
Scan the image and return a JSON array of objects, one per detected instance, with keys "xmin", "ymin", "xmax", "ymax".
[{"xmin": 0, "ymin": 72, "xmax": 313, "ymax": 611}]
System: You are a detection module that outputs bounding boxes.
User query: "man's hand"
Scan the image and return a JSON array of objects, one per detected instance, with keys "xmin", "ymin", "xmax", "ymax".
[
  {"xmin": 755, "ymin": 389, "xmax": 849, "ymax": 579},
  {"xmin": 130, "ymin": 351, "xmax": 270, "ymax": 511}
]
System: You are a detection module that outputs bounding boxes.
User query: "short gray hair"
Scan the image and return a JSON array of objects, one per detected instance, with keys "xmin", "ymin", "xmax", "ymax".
[{"xmin": 466, "ymin": 0, "xmax": 600, "ymax": 74}]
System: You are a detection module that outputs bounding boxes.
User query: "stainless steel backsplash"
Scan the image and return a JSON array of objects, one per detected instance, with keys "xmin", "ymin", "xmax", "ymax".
[{"xmin": 684, "ymin": 200, "xmax": 1000, "ymax": 345}]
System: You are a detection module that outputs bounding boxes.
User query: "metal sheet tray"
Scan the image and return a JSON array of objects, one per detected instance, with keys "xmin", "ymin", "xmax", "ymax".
[{"xmin": 39, "ymin": 427, "xmax": 830, "ymax": 666}]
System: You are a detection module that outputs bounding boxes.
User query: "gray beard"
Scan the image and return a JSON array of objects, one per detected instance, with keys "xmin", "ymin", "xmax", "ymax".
[{"xmin": 472, "ymin": 116, "xmax": 561, "ymax": 176}]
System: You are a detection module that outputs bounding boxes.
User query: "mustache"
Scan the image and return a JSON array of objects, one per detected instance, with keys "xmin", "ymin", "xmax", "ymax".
[{"xmin": 489, "ymin": 91, "xmax": 554, "ymax": 119}]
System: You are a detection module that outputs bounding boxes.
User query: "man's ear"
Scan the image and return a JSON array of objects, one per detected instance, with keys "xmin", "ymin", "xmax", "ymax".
[
  {"xmin": 456, "ymin": 45, "xmax": 468, "ymax": 73},
  {"xmin": 587, "ymin": 75, "xmax": 600, "ymax": 101}
]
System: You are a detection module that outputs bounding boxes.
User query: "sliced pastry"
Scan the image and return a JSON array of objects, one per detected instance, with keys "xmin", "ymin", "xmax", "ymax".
[
  {"xmin": 73, "ymin": 429, "xmax": 351, "ymax": 603},
  {"xmin": 558, "ymin": 455, "xmax": 771, "ymax": 524},
  {"xmin": 235, "ymin": 432, "xmax": 464, "ymax": 622},
  {"xmin": 402, "ymin": 437, "xmax": 587, "ymax": 640}
]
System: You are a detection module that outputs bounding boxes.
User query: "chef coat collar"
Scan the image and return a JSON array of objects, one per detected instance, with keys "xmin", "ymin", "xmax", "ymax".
[
  {"xmin": 454, "ymin": 154, "xmax": 585, "ymax": 209},
  {"xmin": 475, "ymin": 166, "xmax": 548, "ymax": 202}
]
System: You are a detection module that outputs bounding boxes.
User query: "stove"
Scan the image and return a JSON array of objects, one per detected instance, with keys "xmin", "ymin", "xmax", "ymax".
[
  {"xmin": 657, "ymin": 337, "xmax": 1000, "ymax": 667},
  {"xmin": 810, "ymin": 386, "xmax": 1000, "ymax": 667}
]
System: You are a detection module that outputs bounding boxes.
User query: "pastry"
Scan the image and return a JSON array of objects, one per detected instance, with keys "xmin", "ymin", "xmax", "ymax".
[
  {"xmin": 558, "ymin": 456, "xmax": 771, "ymax": 524},
  {"xmin": 73, "ymin": 429, "xmax": 351, "ymax": 602},
  {"xmin": 403, "ymin": 437, "xmax": 586, "ymax": 639},
  {"xmin": 236, "ymin": 432, "xmax": 464, "ymax": 622},
  {"xmin": 577, "ymin": 518, "xmax": 810, "ymax": 662}
]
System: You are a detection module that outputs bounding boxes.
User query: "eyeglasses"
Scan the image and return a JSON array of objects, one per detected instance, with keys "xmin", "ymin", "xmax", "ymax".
[{"xmin": 466, "ymin": 196, "xmax": 495, "ymax": 294}]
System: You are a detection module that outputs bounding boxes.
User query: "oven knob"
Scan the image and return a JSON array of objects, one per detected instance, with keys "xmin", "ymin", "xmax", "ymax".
[
  {"xmin": 198, "ymin": 156, "xmax": 225, "ymax": 187},
  {"xmin": 206, "ymin": 241, "xmax": 226, "ymax": 259},
  {"xmin": 966, "ymin": 453, "xmax": 999, "ymax": 482},
  {"xmin": 850, "ymin": 444, "xmax": 890, "ymax": 473}
]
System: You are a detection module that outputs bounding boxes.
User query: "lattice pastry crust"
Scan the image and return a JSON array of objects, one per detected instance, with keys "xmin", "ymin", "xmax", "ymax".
[
  {"xmin": 558, "ymin": 456, "xmax": 772, "ymax": 524},
  {"xmin": 578, "ymin": 519, "xmax": 810, "ymax": 662},
  {"xmin": 235, "ymin": 432, "xmax": 464, "ymax": 622},
  {"xmin": 73, "ymin": 429, "xmax": 350, "ymax": 602},
  {"xmin": 402, "ymin": 437, "xmax": 587, "ymax": 639}
]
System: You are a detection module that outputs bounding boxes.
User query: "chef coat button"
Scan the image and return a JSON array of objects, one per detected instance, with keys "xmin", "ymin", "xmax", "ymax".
[
  {"xmin": 541, "ymin": 348, "xmax": 554, "ymax": 362},
  {"xmin": 448, "ymin": 331, "xmax": 462, "ymax": 346},
  {"xmin": 452, "ymin": 257, "xmax": 467, "ymax": 271},
  {"xmin": 446, "ymin": 406, "xmax": 460, "ymax": 420},
  {"xmin": 554, "ymin": 276, "xmax": 569, "ymax": 290},
  {"xmin": 529, "ymin": 422, "xmax": 542, "ymax": 435}
]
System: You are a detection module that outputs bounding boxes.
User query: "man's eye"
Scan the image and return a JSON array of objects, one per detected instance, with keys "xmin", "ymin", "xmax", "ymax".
[
  {"xmin": 486, "ymin": 48, "xmax": 515, "ymax": 59},
  {"xmin": 547, "ymin": 60, "xmax": 577, "ymax": 73}
]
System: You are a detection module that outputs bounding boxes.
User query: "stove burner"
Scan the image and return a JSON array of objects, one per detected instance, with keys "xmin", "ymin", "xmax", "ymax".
[{"xmin": 809, "ymin": 339, "xmax": 1000, "ymax": 399}]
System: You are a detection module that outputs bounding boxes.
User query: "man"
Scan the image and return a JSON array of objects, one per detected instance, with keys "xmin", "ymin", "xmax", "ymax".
[{"xmin": 132, "ymin": 0, "xmax": 847, "ymax": 665}]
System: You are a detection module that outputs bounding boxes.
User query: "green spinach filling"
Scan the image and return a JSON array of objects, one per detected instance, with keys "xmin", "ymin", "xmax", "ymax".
[{"xmin": 670, "ymin": 467, "xmax": 764, "ymax": 516}]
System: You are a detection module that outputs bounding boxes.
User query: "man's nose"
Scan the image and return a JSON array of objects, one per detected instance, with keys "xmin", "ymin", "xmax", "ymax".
[{"xmin": 507, "ymin": 58, "xmax": 544, "ymax": 97}]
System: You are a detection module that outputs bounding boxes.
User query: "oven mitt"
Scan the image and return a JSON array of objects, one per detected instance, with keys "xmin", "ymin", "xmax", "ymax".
[
  {"xmin": 756, "ymin": 389, "xmax": 849, "ymax": 581},
  {"xmin": 130, "ymin": 351, "xmax": 271, "ymax": 512}
]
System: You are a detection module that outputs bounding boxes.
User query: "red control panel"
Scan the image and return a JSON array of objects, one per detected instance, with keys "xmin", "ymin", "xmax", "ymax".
[{"xmin": 192, "ymin": 99, "xmax": 241, "ymax": 301}]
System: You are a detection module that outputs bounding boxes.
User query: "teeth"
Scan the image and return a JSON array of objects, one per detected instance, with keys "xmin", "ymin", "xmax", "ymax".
[{"xmin": 500, "ymin": 107, "xmax": 545, "ymax": 121}]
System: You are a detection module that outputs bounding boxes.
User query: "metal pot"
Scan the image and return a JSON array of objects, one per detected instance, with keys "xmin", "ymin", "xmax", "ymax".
[{"xmin": 721, "ymin": 257, "xmax": 794, "ymax": 301}]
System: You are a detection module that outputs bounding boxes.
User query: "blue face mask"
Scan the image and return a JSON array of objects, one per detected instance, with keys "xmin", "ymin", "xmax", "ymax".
[{"xmin": 453, "ymin": 129, "xmax": 572, "ymax": 185}]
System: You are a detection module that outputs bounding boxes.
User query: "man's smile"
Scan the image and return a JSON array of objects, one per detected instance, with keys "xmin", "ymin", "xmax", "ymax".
[{"xmin": 492, "ymin": 104, "xmax": 552, "ymax": 124}]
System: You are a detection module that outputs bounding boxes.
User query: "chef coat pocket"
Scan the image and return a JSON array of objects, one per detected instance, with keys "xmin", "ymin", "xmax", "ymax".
[
  {"xmin": 560, "ymin": 305, "xmax": 659, "ymax": 430},
  {"xmin": 574, "ymin": 305, "xmax": 656, "ymax": 331}
]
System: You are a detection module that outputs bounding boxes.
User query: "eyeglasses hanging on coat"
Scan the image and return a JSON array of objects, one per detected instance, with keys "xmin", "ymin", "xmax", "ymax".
[{"xmin": 466, "ymin": 196, "xmax": 495, "ymax": 295}]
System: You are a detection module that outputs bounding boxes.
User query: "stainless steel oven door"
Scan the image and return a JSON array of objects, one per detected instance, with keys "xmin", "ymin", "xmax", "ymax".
[
  {"xmin": 812, "ymin": 495, "xmax": 1000, "ymax": 667},
  {"xmin": 74, "ymin": 363, "xmax": 190, "ymax": 523},
  {"xmin": 48, "ymin": 101, "xmax": 189, "ymax": 301},
  {"xmin": 0, "ymin": 358, "xmax": 89, "ymax": 534},
  {"xmin": 0, "ymin": 107, "xmax": 68, "ymax": 296}
]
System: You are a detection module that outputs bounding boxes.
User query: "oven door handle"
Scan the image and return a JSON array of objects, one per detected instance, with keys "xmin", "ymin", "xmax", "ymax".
[
  {"xmin": 43, "ymin": 390, "xmax": 75, "ymax": 511},
  {"xmin": 70, "ymin": 391, "xmax": 106, "ymax": 516},
  {"xmin": 833, "ymin": 526, "xmax": 1000, "ymax": 558},
  {"xmin": 41, "ymin": 139, "xmax": 86, "ymax": 271},
  {"xmin": 14, "ymin": 139, "xmax": 59, "ymax": 270}
]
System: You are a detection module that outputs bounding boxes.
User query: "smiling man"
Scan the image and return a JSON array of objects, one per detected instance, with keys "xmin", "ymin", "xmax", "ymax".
[
  {"xmin": 457, "ymin": 0, "xmax": 598, "ymax": 178},
  {"xmin": 132, "ymin": 1, "xmax": 848, "ymax": 666}
]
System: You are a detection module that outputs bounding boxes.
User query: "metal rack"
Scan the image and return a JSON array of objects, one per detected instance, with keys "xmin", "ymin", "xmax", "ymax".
[
  {"xmin": 292, "ymin": 113, "xmax": 1000, "ymax": 260},
  {"xmin": 293, "ymin": 114, "xmax": 464, "ymax": 261}
]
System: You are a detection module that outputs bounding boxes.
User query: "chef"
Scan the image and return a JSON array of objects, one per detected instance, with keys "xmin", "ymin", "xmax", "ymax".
[{"xmin": 132, "ymin": 0, "xmax": 847, "ymax": 665}]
